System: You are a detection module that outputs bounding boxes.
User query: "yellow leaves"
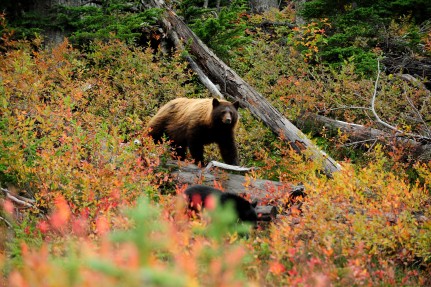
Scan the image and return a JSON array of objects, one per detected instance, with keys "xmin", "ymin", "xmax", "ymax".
[{"xmin": 288, "ymin": 19, "xmax": 330, "ymax": 63}]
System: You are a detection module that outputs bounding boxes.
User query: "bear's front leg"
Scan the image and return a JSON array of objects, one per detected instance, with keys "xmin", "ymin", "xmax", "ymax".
[
  {"xmin": 173, "ymin": 144, "xmax": 187, "ymax": 161},
  {"xmin": 218, "ymin": 139, "xmax": 239, "ymax": 166},
  {"xmin": 148, "ymin": 125, "xmax": 164, "ymax": 144},
  {"xmin": 189, "ymin": 142, "xmax": 205, "ymax": 166}
]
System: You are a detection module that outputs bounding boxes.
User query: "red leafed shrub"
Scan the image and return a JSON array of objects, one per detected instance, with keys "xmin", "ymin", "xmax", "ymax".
[
  {"xmin": 0, "ymin": 35, "xmax": 196, "ymax": 215},
  {"xmin": 2, "ymin": 13, "xmax": 431, "ymax": 287}
]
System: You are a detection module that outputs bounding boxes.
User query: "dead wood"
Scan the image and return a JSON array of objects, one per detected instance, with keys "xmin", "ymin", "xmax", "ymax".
[
  {"xmin": 169, "ymin": 161, "xmax": 306, "ymax": 221},
  {"xmin": 1, "ymin": 187, "xmax": 35, "ymax": 208},
  {"xmin": 255, "ymin": 206, "xmax": 277, "ymax": 221},
  {"xmin": 382, "ymin": 54, "xmax": 431, "ymax": 89},
  {"xmin": 296, "ymin": 113, "xmax": 431, "ymax": 161},
  {"xmin": 144, "ymin": 0, "xmax": 341, "ymax": 177}
]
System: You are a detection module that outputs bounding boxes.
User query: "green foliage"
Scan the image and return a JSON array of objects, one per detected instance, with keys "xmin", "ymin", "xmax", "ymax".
[
  {"xmin": 54, "ymin": 2, "xmax": 162, "ymax": 46},
  {"xmin": 178, "ymin": 0, "xmax": 250, "ymax": 61},
  {"xmin": 3, "ymin": 0, "xmax": 161, "ymax": 45},
  {"xmin": 230, "ymin": 8, "xmax": 431, "ymax": 167},
  {"xmin": 300, "ymin": 0, "xmax": 431, "ymax": 23},
  {"xmin": 299, "ymin": 0, "xmax": 431, "ymax": 76}
]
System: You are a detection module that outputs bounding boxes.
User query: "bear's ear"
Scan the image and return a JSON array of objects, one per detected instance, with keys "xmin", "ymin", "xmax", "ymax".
[
  {"xmin": 251, "ymin": 199, "xmax": 258, "ymax": 208},
  {"xmin": 233, "ymin": 101, "xmax": 240, "ymax": 110},
  {"xmin": 212, "ymin": 98, "xmax": 220, "ymax": 107}
]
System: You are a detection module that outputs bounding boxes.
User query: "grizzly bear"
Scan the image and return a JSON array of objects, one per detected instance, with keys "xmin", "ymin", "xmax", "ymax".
[
  {"xmin": 184, "ymin": 185, "xmax": 258, "ymax": 224},
  {"xmin": 148, "ymin": 98, "xmax": 240, "ymax": 165}
]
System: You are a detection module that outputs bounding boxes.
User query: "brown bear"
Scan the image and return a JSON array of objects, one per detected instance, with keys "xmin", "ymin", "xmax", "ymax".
[{"xmin": 148, "ymin": 97, "xmax": 240, "ymax": 165}]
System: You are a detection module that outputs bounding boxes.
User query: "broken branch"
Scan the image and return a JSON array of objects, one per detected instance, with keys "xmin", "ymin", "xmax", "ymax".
[{"xmin": 1, "ymin": 187, "xmax": 34, "ymax": 208}]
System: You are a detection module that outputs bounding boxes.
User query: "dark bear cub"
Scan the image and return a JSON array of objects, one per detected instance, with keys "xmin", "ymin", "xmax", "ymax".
[
  {"xmin": 184, "ymin": 185, "xmax": 258, "ymax": 224},
  {"xmin": 148, "ymin": 98, "xmax": 240, "ymax": 165}
]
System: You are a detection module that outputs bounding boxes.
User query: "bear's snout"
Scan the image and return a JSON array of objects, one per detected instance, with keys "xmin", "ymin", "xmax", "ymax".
[{"xmin": 222, "ymin": 112, "xmax": 232, "ymax": 124}]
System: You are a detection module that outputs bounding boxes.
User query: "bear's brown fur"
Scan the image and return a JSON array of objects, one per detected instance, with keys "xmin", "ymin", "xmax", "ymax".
[{"xmin": 148, "ymin": 97, "xmax": 240, "ymax": 165}]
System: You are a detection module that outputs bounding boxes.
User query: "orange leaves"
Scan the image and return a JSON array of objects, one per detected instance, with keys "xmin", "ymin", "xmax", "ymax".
[
  {"xmin": 269, "ymin": 261, "xmax": 285, "ymax": 275},
  {"xmin": 6, "ymin": 197, "xmax": 256, "ymax": 286},
  {"xmin": 204, "ymin": 195, "xmax": 217, "ymax": 211},
  {"xmin": 96, "ymin": 216, "xmax": 110, "ymax": 236},
  {"xmin": 3, "ymin": 199, "xmax": 14, "ymax": 215},
  {"xmin": 50, "ymin": 195, "xmax": 71, "ymax": 230},
  {"xmin": 0, "ymin": 37, "xmax": 188, "ymax": 220},
  {"xmin": 36, "ymin": 220, "xmax": 49, "ymax": 234},
  {"xmin": 71, "ymin": 216, "xmax": 88, "ymax": 236},
  {"xmin": 251, "ymin": 154, "xmax": 431, "ymax": 285}
]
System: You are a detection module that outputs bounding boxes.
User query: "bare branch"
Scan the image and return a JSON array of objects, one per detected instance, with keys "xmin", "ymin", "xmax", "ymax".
[
  {"xmin": 370, "ymin": 60, "xmax": 431, "ymax": 141},
  {"xmin": 0, "ymin": 216, "xmax": 13, "ymax": 228},
  {"xmin": 323, "ymin": 106, "xmax": 372, "ymax": 113},
  {"xmin": 405, "ymin": 93, "xmax": 431, "ymax": 137},
  {"xmin": 204, "ymin": 161, "xmax": 256, "ymax": 173},
  {"xmin": 341, "ymin": 138, "xmax": 381, "ymax": 147},
  {"xmin": 81, "ymin": 0, "xmax": 103, "ymax": 6},
  {"xmin": 296, "ymin": 113, "xmax": 431, "ymax": 161},
  {"xmin": 371, "ymin": 60, "xmax": 396, "ymax": 131},
  {"xmin": 154, "ymin": 6, "xmax": 224, "ymax": 99},
  {"xmin": 1, "ymin": 187, "xmax": 34, "ymax": 208},
  {"xmin": 186, "ymin": 55, "xmax": 224, "ymax": 99}
]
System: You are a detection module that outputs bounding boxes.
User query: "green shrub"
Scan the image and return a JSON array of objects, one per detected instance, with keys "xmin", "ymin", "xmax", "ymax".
[
  {"xmin": 299, "ymin": 0, "xmax": 431, "ymax": 77},
  {"xmin": 178, "ymin": 0, "xmax": 250, "ymax": 61}
]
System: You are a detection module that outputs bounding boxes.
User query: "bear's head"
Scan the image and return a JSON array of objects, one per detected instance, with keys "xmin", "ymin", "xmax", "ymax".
[
  {"xmin": 211, "ymin": 98, "xmax": 240, "ymax": 126},
  {"xmin": 220, "ymin": 193, "xmax": 258, "ymax": 225}
]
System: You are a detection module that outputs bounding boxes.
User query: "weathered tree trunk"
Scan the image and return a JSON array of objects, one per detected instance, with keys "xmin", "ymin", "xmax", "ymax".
[
  {"xmin": 249, "ymin": 0, "xmax": 279, "ymax": 13},
  {"xmin": 294, "ymin": 0, "xmax": 306, "ymax": 25},
  {"xmin": 296, "ymin": 113, "xmax": 431, "ymax": 161},
  {"xmin": 146, "ymin": 0, "xmax": 342, "ymax": 176},
  {"xmin": 34, "ymin": 0, "xmax": 84, "ymax": 46},
  {"xmin": 170, "ymin": 161, "xmax": 305, "ymax": 221}
]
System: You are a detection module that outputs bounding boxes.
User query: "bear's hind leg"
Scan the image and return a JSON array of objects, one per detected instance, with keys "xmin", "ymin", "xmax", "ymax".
[{"xmin": 189, "ymin": 143, "xmax": 205, "ymax": 166}]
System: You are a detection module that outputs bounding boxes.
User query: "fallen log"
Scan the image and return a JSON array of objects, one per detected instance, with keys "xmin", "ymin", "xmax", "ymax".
[
  {"xmin": 255, "ymin": 206, "xmax": 277, "ymax": 221},
  {"xmin": 145, "ymin": 0, "xmax": 341, "ymax": 177},
  {"xmin": 169, "ymin": 161, "xmax": 306, "ymax": 220},
  {"xmin": 296, "ymin": 113, "xmax": 431, "ymax": 161}
]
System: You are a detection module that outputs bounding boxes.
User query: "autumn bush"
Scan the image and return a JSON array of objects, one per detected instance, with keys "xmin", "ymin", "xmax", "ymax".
[
  {"xmin": 232, "ymin": 8, "xmax": 431, "ymax": 167},
  {"xmin": 2, "ymin": 9, "xmax": 431, "ymax": 287}
]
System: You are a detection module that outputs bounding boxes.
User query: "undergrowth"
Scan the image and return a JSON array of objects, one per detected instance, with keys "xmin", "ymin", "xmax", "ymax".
[{"xmin": 1, "ymin": 10, "xmax": 431, "ymax": 287}]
